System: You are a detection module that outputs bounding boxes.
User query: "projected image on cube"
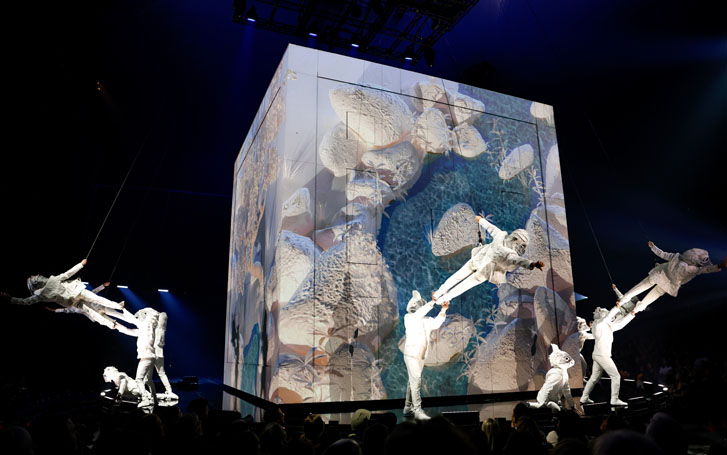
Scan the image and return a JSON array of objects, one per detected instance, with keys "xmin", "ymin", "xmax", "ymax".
[{"xmin": 224, "ymin": 45, "xmax": 576, "ymax": 412}]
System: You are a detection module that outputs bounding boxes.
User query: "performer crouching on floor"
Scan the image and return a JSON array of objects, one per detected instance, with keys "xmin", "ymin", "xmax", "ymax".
[{"xmin": 403, "ymin": 290, "xmax": 448, "ymax": 421}]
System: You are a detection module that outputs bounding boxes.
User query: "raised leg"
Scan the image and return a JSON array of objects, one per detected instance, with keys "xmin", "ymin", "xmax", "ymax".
[
  {"xmin": 617, "ymin": 276, "xmax": 655, "ymax": 305},
  {"xmin": 433, "ymin": 260, "xmax": 476, "ymax": 301},
  {"xmin": 80, "ymin": 289, "xmax": 123, "ymax": 310},
  {"xmin": 633, "ymin": 286, "xmax": 666, "ymax": 313},
  {"xmin": 81, "ymin": 305, "xmax": 117, "ymax": 330},
  {"xmin": 435, "ymin": 272, "xmax": 484, "ymax": 304}
]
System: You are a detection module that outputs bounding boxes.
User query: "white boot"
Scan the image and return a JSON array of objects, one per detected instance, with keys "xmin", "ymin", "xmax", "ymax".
[
  {"xmin": 580, "ymin": 396, "xmax": 593, "ymax": 404},
  {"xmin": 610, "ymin": 398, "xmax": 627, "ymax": 406},
  {"xmin": 413, "ymin": 409, "xmax": 431, "ymax": 421}
]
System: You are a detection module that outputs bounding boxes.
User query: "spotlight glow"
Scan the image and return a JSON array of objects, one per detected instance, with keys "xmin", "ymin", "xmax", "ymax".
[
  {"xmin": 117, "ymin": 285, "xmax": 129, "ymax": 289},
  {"xmin": 246, "ymin": 17, "xmax": 256, "ymax": 23},
  {"xmin": 309, "ymin": 32, "xmax": 318, "ymax": 37},
  {"xmin": 404, "ymin": 56, "xmax": 413, "ymax": 61},
  {"xmin": 351, "ymin": 43, "xmax": 359, "ymax": 48},
  {"xmin": 158, "ymin": 289, "xmax": 169, "ymax": 293}
]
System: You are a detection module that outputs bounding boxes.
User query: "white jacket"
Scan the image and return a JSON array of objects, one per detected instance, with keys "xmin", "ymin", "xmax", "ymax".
[
  {"xmin": 11, "ymin": 262, "xmax": 86, "ymax": 306},
  {"xmin": 470, "ymin": 219, "xmax": 531, "ymax": 284},
  {"xmin": 403, "ymin": 302, "xmax": 446, "ymax": 360},
  {"xmin": 647, "ymin": 244, "xmax": 720, "ymax": 297},
  {"xmin": 592, "ymin": 306, "xmax": 633, "ymax": 357},
  {"xmin": 536, "ymin": 366, "xmax": 574, "ymax": 408}
]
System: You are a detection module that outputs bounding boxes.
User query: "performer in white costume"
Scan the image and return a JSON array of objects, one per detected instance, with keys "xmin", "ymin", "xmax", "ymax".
[
  {"xmin": 580, "ymin": 304, "xmax": 635, "ymax": 406},
  {"xmin": 103, "ymin": 366, "xmax": 140, "ymax": 400},
  {"xmin": 2, "ymin": 260, "xmax": 126, "ymax": 326},
  {"xmin": 116, "ymin": 308, "xmax": 159, "ymax": 409},
  {"xmin": 153, "ymin": 312, "xmax": 178, "ymax": 399},
  {"xmin": 576, "ymin": 317, "xmax": 594, "ymax": 378},
  {"xmin": 432, "ymin": 216, "xmax": 543, "ymax": 304},
  {"xmin": 529, "ymin": 344, "xmax": 577, "ymax": 412},
  {"xmin": 403, "ymin": 290, "xmax": 448, "ymax": 420},
  {"xmin": 617, "ymin": 242, "xmax": 725, "ymax": 313},
  {"xmin": 47, "ymin": 281, "xmax": 137, "ymax": 330}
]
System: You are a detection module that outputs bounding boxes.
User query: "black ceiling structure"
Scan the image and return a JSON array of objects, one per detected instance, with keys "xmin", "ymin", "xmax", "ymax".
[{"xmin": 233, "ymin": 0, "xmax": 478, "ymax": 64}]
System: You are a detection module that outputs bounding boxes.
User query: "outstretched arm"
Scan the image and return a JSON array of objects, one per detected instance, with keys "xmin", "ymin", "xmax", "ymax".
[
  {"xmin": 611, "ymin": 284, "xmax": 623, "ymax": 299},
  {"xmin": 57, "ymin": 259, "xmax": 87, "ymax": 281},
  {"xmin": 92, "ymin": 282, "xmax": 110, "ymax": 294},
  {"xmin": 426, "ymin": 302, "xmax": 449, "ymax": 331},
  {"xmin": 476, "ymin": 215, "xmax": 504, "ymax": 239},
  {"xmin": 648, "ymin": 242, "xmax": 677, "ymax": 262},
  {"xmin": 696, "ymin": 257, "xmax": 725, "ymax": 276},
  {"xmin": 610, "ymin": 312, "xmax": 635, "ymax": 331},
  {"xmin": 7, "ymin": 294, "xmax": 43, "ymax": 306},
  {"xmin": 413, "ymin": 300, "xmax": 436, "ymax": 318}
]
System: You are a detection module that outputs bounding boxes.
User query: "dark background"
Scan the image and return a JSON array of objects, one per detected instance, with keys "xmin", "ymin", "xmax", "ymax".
[{"xmin": 1, "ymin": 0, "xmax": 724, "ymax": 397}]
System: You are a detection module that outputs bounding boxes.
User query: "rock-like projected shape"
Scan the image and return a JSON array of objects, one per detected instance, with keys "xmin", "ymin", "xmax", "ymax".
[
  {"xmin": 544, "ymin": 145, "xmax": 562, "ymax": 196},
  {"xmin": 328, "ymin": 341, "xmax": 387, "ymax": 401},
  {"xmin": 431, "ymin": 203, "xmax": 478, "ymax": 257},
  {"xmin": 507, "ymin": 210, "xmax": 571, "ymax": 292},
  {"xmin": 330, "ymin": 85, "xmax": 413, "ymax": 148},
  {"xmin": 346, "ymin": 171, "xmax": 394, "ymax": 207},
  {"xmin": 533, "ymin": 287, "xmax": 576, "ymax": 347},
  {"xmin": 319, "ymin": 123, "xmax": 364, "ymax": 178},
  {"xmin": 398, "ymin": 314, "xmax": 476, "ymax": 367},
  {"xmin": 269, "ymin": 353, "xmax": 319, "ymax": 403},
  {"xmin": 281, "ymin": 188, "xmax": 314, "ymax": 235},
  {"xmin": 278, "ymin": 230, "xmax": 399, "ymax": 355},
  {"xmin": 411, "ymin": 108, "xmax": 452, "ymax": 155},
  {"xmin": 411, "ymin": 81, "xmax": 447, "ymax": 112},
  {"xmin": 362, "ymin": 141, "xmax": 422, "ymax": 191},
  {"xmin": 274, "ymin": 230, "xmax": 317, "ymax": 303},
  {"xmin": 452, "ymin": 123, "xmax": 487, "ymax": 158},
  {"xmin": 451, "ymin": 92, "xmax": 485, "ymax": 125},
  {"xmin": 499, "ymin": 144, "xmax": 534, "ymax": 180},
  {"xmin": 467, "ymin": 318, "xmax": 536, "ymax": 393},
  {"xmin": 530, "ymin": 102, "xmax": 554, "ymax": 125},
  {"xmin": 496, "ymin": 283, "xmax": 535, "ymax": 322}
]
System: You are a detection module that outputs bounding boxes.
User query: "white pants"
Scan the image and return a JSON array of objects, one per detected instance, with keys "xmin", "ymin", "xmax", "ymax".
[
  {"xmin": 404, "ymin": 355, "xmax": 425, "ymax": 411},
  {"xmin": 582, "ymin": 354, "xmax": 621, "ymax": 402},
  {"xmin": 135, "ymin": 358, "xmax": 156, "ymax": 403},
  {"xmin": 155, "ymin": 357, "xmax": 173, "ymax": 393},
  {"xmin": 617, "ymin": 277, "xmax": 666, "ymax": 313},
  {"xmin": 79, "ymin": 289, "xmax": 123, "ymax": 310},
  {"xmin": 433, "ymin": 260, "xmax": 484, "ymax": 304}
]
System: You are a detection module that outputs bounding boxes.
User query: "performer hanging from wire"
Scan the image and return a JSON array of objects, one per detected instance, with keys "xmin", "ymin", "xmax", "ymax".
[
  {"xmin": 616, "ymin": 242, "xmax": 725, "ymax": 313},
  {"xmin": 580, "ymin": 302, "xmax": 635, "ymax": 407},
  {"xmin": 44, "ymin": 281, "xmax": 137, "ymax": 331},
  {"xmin": 1, "ymin": 260, "xmax": 126, "ymax": 326},
  {"xmin": 432, "ymin": 215, "xmax": 543, "ymax": 304}
]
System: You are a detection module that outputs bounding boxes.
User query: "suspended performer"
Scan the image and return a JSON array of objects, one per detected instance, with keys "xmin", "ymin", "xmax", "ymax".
[
  {"xmin": 403, "ymin": 290, "xmax": 448, "ymax": 421},
  {"xmin": 616, "ymin": 242, "xmax": 725, "ymax": 314},
  {"xmin": 46, "ymin": 281, "xmax": 137, "ymax": 331},
  {"xmin": 432, "ymin": 215, "xmax": 543, "ymax": 304},
  {"xmin": 1, "ymin": 260, "xmax": 126, "ymax": 325}
]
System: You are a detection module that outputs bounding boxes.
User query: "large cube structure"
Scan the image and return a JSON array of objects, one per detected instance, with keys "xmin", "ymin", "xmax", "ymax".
[{"xmin": 224, "ymin": 44, "xmax": 577, "ymax": 415}]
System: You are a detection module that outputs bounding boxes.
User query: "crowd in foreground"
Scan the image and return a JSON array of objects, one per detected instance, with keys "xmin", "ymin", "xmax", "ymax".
[{"xmin": 2, "ymin": 395, "xmax": 727, "ymax": 455}]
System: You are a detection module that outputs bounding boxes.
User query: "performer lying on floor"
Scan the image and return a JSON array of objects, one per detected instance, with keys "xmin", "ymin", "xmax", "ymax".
[{"xmin": 432, "ymin": 215, "xmax": 543, "ymax": 304}]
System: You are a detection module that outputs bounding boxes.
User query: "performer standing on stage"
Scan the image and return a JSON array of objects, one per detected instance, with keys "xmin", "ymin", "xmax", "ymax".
[
  {"xmin": 403, "ymin": 290, "xmax": 448, "ymax": 420},
  {"xmin": 580, "ymin": 303, "xmax": 635, "ymax": 406},
  {"xmin": 432, "ymin": 215, "xmax": 543, "ymax": 304},
  {"xmin": 616, "ymin": 242, "xmax": 725, "ymax": 313}
]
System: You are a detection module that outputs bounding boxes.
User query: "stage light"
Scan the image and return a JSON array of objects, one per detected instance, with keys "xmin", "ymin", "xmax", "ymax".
[
  {"xmin": 82, "ymin": 281, "xmax": 89, "ymax": 285},
  {"xmin": 245, "ymin": 6, "xmax": 258, "ymax": 22},
  {"xmin": 403, "ymin": 44, "xmax": 415, "ymax": 61},
  {"xmin": 158, "ymin": 289, "xmax": 169, "ymax": 293},
  {"xmin": 117, "ymin": 285, "xmax": 129, "ymax": 289},
  {"xmin": 308, "ymin": 22, "xmax": 319, "ymax": 37},
  {"xmin": 351, "ymin": 42, "xmax": 359, "ymax": 48}
]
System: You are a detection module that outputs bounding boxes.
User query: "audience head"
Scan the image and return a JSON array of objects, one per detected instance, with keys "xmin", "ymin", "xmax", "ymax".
[{"xmin": 593, "ymin": 429, "xmax": 663, "ymax": 455}]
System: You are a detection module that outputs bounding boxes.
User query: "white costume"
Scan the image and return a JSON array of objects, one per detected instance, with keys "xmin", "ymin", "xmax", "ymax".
[
  {"xmin": 53, "ymin": 283, "xmax": 137, "ymax": 330},
  {"xmin": 116, "ymin": 308, "xmax": 159, "ymax": 408},
  {"xmin": 403, "ymin": 290, "xmax": 447, "ymax": 420},
  {"xmin": 576, "ymin": 317, "xmax": 594, "ymax": 375},
  {"xmin": 581, "ymin": 306, "xmax": 634, "ymax": 406},
  {"xmin": 529, "ymin": 344, "xmax": 575, "ymax": 412},
  {"xmin": 10, "ymin": 262, "xmax": 125, "ymax": 319},
  {"xmin": 153, "ymin": 312, "xmax": 177, "ymax": 399},
  {"xmin": 433, "ymin": 217, "xmax": 540, "ymax": 304},
  {"xmin": 618, "ymin": 243, "xmax": 723, "ymax": 313},
  {"xmin": 103, "ymin": 366, "xmax": 140, "ymax": 399}
]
